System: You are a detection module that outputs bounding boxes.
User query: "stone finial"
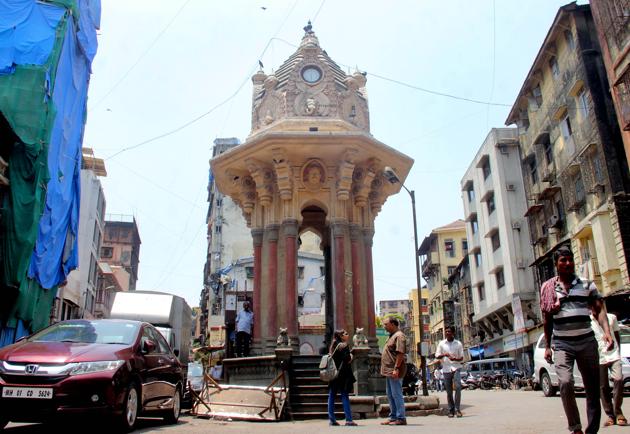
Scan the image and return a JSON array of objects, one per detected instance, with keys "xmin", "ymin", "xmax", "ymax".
[
  {"xmin": 353, "ymin": 327, "xmax": 369, "ymax": 348},
  {"xmin": 276, "ymin": 327, "xmax": 289, "ymax": 347},
  {"xmin": 303, "ymin": 20, "xmax": 313, "ymax": 34}
]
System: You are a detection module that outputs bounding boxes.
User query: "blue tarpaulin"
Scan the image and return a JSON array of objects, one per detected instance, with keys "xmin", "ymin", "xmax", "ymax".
[
  {"xmin": 27, "ymin": 0, "xmax": 99, "ymax": 289},
  {"xmin": 0, "ymin": 0, "xmax": 65, "ymax": 75}
]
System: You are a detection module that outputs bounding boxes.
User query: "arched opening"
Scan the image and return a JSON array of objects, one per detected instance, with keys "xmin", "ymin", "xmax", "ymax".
[{"xmin": 298, "ymin": 205, "xmax": 331, "ymax": 353}]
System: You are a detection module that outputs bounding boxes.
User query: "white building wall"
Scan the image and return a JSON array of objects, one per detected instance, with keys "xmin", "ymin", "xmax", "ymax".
[
  {"xmin": 59, "ymin": 169, "xmax": 105, "ymax": 319},
  {"xmin": 461, "ymin": 128, "xmax": 535, "ymax": 322}
]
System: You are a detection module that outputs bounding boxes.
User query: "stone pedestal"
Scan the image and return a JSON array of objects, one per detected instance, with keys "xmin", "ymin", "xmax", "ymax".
[{"xmin": 351, "ymin": 347, "xmax": 371, "ymax": 395}]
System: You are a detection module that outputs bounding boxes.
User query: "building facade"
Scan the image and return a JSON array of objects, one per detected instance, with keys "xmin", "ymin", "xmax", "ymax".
[
  {"xmin": 53, "ymin": 149, "xmax": 107, "ymax": 321},
  {"xmin": 418, "ymin": 220, "xmax": 467, "ymax": 352},
  {"xmin": 461, "ymin": 128, "xmax": 538, "ymax": 365},
  {"xmin": 100, "ymin": 216, "xmax": 141, "ymax": 291},
  {"xmin": 590, "ymin": 0, "xmax": 630, "ymax": 166},
  {"xmin": 446, "ymin": 256, "xmax": 475, "ymax": 356},
  {"xmin": 506, "ymin": 4, "xmax": 630, "ymax": 299}
]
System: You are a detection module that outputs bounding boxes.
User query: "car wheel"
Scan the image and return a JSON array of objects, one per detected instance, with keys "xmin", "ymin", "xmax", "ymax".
[
  {"xmin": 541, "ymin": 372, "xmax": 556, "ymax": 397},
  {"xmin": 118, "ymin": 383, "xmax": 140, "ymax": 432},
  {"xmin": 163, "ymin": 387, "xmax": 181, "ymax": 424}
]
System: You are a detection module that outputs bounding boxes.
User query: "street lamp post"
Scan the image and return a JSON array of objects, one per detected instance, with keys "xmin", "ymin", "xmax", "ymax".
[{"xmin": 383, "ymin": 166, "xmax": 428, "ymax": 396}]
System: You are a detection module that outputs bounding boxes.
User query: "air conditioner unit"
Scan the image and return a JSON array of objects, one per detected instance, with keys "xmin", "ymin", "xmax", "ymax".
[
  {"xmin": 506, "ymin": 183, "xmax": 516, "ymax": 191},
  {"xmin": 499, "ymin": 145, "xmax": 509, "ymax": 155},
  {"xmin": 516, "ymin": 259, "xmax": 526, "ymax": 269},
  {"xmin": 511, "ymin": 221, "xmax": 521, "ymax": 230}
]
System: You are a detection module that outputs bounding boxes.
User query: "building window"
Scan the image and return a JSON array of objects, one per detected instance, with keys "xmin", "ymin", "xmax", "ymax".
[
  {"xmin": 565, "ymin": 29, "xmax": 575, "ymax": 50},
  {"xmin": 482, "ymin": 160, "xmax": 491, "ymax": 180},
  {"xmin": 101, "ymin": 247, "xmax": 113, "ymax": 258},
  {"xmin": 543, "ymin": 140, "xmax": 554, "ymax": 165},
  {"xmin": 478, "ymin": 284, "xmax": 485, "ymax": 301},
  {"xmin": 575, "ymin": 172, "xmax": 585, "ymax": 203},
  {"xmin": 467, "ymin": 187, "xmax": 475, "ymax": 202},
  {"xmin": 518, "ymin": 109, "xmax": 530, "ymax": 131},
  {"xmin": 319, "ymin": 266, "xmax": 325, "ymax": 276},
  {"xmin": 245, "ymin": 267, "xmax": 254, "ymax": 279},
  {"xmin": 487, "ymin": 193, "xmax": 496, "ymax": 215},
  {"xmin": 462, "ymin": 239, "xmax": 468, "ymax": 253},
  {"xmin": 88, "ymin": 254, "xmax": 97, "ymax": 286},
  {"xmin": 496, "ymin": 270, "xmax": 505, "ymax": 288},
  {"xmin": 491, "ymin": 231, "xmax": 501, "ymax": 251},
  {"xmin": 215, "ymin": 225, "xmax": 221, "ymax": 233},
  {"xmin": 421, "ymin": 299, "xmax": 427, "ymax": 306},
  {"xmin": 532, "ymin": 84, "xmax": 543, "ymax": 108},
  {"xmin": 560, "ymin": 114, "xmax": 573, "ymax": 140},
  {"xmin": 592, "ymin": 154, "xmax": 605, "ymax": 185},
  {"xmin": 216, "ymin": 198, "xmax": 222, "ymax": 207},
  {"xmin": 549, "ymin": 57, "xmax": 559, "ymax": 78},
  {"xmin": 471, "ymin": 217, "xmax": 479, "ymax": 234},
  {"xmin": 577, "ymin": 88, "xmax": 589, "ymax": 119},
  {"xmin": 447, "ymin": 266, "xmax": 456, "ymax": 276},
  {"xmin": 444, "ymin": 239, "xmax": 455, "ymax": 257},
  {"xmin": 474, "ymin": 252, "xmax": 482, "ymax": 268},
  {"xmin": 298, "ymin": 266, "xmax": 305, "ymax": 280},
  {"xmin": 528, "ymin": 156, "xmax": 538, "ymax": 184}
]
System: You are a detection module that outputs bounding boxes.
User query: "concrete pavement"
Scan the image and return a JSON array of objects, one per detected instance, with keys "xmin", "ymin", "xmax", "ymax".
[{"xmin": 6, "ymin": 389, "xmax": 630, "ymax": 433}]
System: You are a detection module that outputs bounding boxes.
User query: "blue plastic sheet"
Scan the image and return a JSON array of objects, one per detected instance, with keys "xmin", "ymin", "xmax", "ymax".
[
  {"xmin": 0, "ymin": 0, "xmax": 65, "ymax": 74},
  {"xmin": 27, "ymin": 0, "xmax": 99, "ymax": 289}
]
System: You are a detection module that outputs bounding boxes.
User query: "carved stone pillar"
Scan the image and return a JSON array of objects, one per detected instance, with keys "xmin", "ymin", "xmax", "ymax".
[
  {"xmin": 282, "ymin": 219, "xmax": 299, "ymax": 348},
  {"xmin": 332, "ymin": 221, "xmax": 348, "ymax": 330},
  {"xmin": 363, "ymin": 229, "xmax": 376, "ymax": 338},
  {"xmin": 252, "ymin": 229, "xmax": 264, "ymax": 343},
  {"xmin": 265, "ymin": 225, "xmax": 280, "ymax": 343},
  {"xmin": 350, "ymin": 224, "xmax": 363, "ymax": 333}
]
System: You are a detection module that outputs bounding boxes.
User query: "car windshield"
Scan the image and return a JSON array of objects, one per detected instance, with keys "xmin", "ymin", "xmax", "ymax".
[
  {"xmin": 30, "ymin": 321, "xmax": 139, "ymax": 345},
  {"xmin": 620, "ymin": 328, "xmax": 630, "ymax": 344}
]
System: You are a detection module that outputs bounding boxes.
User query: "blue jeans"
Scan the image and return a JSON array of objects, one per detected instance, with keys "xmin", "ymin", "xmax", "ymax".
[
  {"xmin": 386, "ymin": 377, "xmax": 406, "ymax": 421},
  {"xmin": 328, "ymin": 387, "xmax": 352, "ymax": 423},
  {"xmin": 443, "ymin": 369, "xmax": 462, "ymax": 413}
]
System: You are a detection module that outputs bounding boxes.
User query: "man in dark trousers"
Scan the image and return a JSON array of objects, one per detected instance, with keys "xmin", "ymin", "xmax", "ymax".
[
  {"xmin": 436, "ymin": 325, "xmax": 464, "ymax": 417},
  {"xmin": 235, "ymin": 301, "xmax": 253, "ymax": 357},
  {"xmin": 540, "ymin": 246, "xmax": 613, "ymax": 434}
]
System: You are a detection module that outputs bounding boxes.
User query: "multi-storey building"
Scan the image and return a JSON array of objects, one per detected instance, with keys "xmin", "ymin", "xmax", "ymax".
[
  {"xmin": 418, "ymin": 219, "xmax": 467, "ymax": 352},
  {"xmin": 590, "ymin": 0, "xmax": 630, "ymax": 166},
  {"xmin": 100, "ymin": 216, "xmax": 141, "ymax": 291},
  {"xmin": 407, "ymin": 287, "xmax": 430, "ymax": 366},
  {"xmin": 446, "ymin": 256, "xmax": 475, "ymax": 356},
  {"xmin": 53, "ymin": 148, "xmax": 107, "ymax": 321},
  {"xmin": 506, "ymin": 3, "xmax": 630, "ymax": 300},
  {"xmin": 461, "ymin": 129, "xmax": 538, "ymax": 365}
]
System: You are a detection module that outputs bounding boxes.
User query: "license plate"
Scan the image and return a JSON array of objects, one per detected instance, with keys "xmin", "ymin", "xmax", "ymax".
[{"xmin": 2, "ymin": 387, "xmax": 53, "ymax": 399}]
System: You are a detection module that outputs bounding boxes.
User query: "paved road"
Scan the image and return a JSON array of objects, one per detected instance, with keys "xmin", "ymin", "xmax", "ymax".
[{"xmin": 5, "ymin": 390, "xmax": 630, "ymax": 433}]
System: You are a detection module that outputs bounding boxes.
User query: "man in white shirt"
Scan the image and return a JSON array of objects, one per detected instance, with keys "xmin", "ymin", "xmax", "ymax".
[
  {"xmin": 435, "ymin": 325, "xmax": 464, "ymax": 418},
  {"xmin": 235, "ymin": 301, "xmax": 254, "ymax": 357},
  {"xmin": 591, "ymin": 310, "xmax": 627, "ymax": 426}
]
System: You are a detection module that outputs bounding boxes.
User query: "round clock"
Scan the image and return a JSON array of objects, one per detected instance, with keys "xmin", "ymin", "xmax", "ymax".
[{"xmin": 301, "ymin": 66, "xmax": 322, "ymax": 84}]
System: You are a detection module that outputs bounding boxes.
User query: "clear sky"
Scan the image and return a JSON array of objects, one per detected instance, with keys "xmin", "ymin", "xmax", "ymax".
[{"xmin": 84, "ymin": 0, "xmax": 586, "ymax": 309}]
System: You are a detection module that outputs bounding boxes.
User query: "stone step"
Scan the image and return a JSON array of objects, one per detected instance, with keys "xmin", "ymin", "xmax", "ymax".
[
  {"xmin": 290, "ymin": 393, "xmax": 356, "ymax": 404},
  {"xmin": 290, "ymin": 384, "xmax": 329, "ymax": 394},
  {"xmin": 290, "ymin": 411, "xmax": 347, "ymax": 420}
]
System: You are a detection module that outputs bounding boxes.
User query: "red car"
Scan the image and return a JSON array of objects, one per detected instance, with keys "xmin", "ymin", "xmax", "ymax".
[{"xmin": 0, "ymin": 319, "xmax": 184, "ymax": 431}]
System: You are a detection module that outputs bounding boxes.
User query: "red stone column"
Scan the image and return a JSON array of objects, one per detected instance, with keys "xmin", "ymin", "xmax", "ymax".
[
  {"xmin": 332, "ymin": 222, "xmax": 347, "ymax": 330},
  {"xmin": 283, "ymin": 220, "xmax": 299, "ymax": 337},
  {"xmin": 266, "ymin": 225, "xmax": 280, "ymax": 339},
  {"xmin": 252, "ymin": 229, "xmax": 264, "ymax": 340},
  {"xmin": 350, "ymin": 225, "xmax": 363, "ymax": 333},
  {"xmin": 363, "ymin": 229, "xmax": 376, "ymax": 337}
]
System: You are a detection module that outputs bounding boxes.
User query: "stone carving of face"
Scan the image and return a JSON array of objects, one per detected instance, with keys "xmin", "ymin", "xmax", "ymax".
[{"xmin": 307, "ymin": 166, "xmax": 323, "ymax": 185}]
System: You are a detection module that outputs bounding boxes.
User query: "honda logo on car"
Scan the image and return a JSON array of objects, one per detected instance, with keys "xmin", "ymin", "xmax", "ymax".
[{"xmin": 24, "ymin": 364, "xmax": 39, "ymax": 375}]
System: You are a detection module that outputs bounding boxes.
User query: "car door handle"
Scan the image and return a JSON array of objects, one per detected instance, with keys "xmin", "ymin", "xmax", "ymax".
[{"xmin": 158, "ymin": 358, "xmax": 165, "ymax": 365}]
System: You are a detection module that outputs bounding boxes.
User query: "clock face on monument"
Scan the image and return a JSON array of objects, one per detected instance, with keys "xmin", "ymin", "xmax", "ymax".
[{"xmin": 301, "ymin": 66, "xmax": 322, "ymax": 84}]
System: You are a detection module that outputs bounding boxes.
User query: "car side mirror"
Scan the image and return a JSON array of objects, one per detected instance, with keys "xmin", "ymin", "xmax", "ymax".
[
  {"xmin": 173, "ymin": 349, "xmax": 180, "ymax": 357},
  {"xmin": 142, "ymin": 339, "xmax": 156, "ymax": 354}
]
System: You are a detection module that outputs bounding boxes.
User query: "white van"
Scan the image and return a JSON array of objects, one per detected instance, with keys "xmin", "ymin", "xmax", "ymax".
[{"xmin": 533, "ymin": 333, "xmax": 584, "ymax": 396}]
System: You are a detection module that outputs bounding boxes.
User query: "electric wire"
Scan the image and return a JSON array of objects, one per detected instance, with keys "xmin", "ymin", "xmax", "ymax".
[{"xmin": 90, "ymin": 0, "xmax": 193, "ymax": 111}]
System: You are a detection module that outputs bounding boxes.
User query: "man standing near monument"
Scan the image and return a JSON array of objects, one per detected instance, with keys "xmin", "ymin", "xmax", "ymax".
[
  {"xmin": 540, "ymin": 246, "xmax": 613, "ymax": 434},
  {"xmin": 436, "ymin": 325, "xmax": 464, "ymax": 418},
  {"xmin": 380, "ymin": 316, "xmax": 407, "ymax": 426},
  {"xmin": 235, "ymin": 301, "xmax": 253, "ymax": 357}
]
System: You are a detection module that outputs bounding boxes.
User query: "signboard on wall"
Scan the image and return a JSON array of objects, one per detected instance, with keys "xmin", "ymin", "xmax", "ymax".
[{"xmin": 511, "ymin": 294, "xmax": 526, "ymax": 332}]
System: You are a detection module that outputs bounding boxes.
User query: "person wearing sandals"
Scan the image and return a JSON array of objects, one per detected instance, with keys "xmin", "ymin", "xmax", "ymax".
[
  {"xmin": 590, "ymin": 309, "xmax": 627, "ymax": 427},
  {"xmin": 327, "ymin": 329, "xmax": 357, "ymax": 426}
]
